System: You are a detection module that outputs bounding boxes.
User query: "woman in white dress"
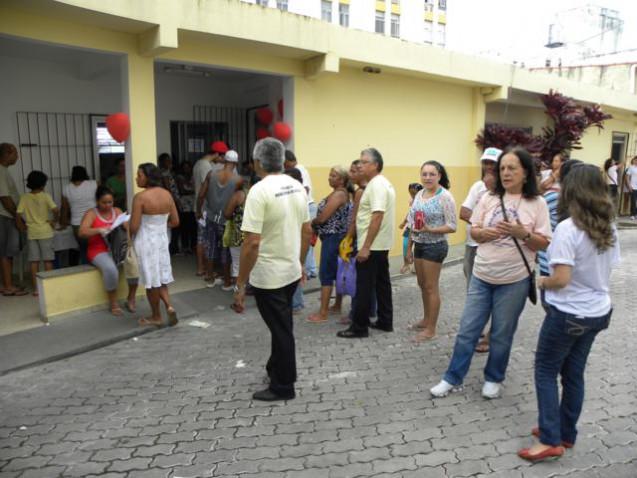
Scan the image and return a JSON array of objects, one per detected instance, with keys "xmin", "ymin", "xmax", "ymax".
[{"xmin": 130, "ymin": 163, "xmax": 180, "ymax": 327}]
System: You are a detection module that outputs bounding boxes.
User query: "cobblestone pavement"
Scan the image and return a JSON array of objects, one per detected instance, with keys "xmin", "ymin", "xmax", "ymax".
[{"xmin": 1, "ymin": 230, "xmax": 636, "ymax": 478}]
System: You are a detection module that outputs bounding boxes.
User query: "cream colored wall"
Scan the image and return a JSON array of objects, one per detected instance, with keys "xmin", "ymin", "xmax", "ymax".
[
  {"xmin": 578, "ymin": 113, "xmax": 637, "ymax": 166},
  {"xmin": 295, "ymin": 67, "xmax": 482, "ymax": 253}
]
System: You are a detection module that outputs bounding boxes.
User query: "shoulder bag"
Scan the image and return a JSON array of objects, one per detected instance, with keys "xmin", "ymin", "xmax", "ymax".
[{"xmin": 499, "ymin": 195, "xmax": 537, "ymax": 305}]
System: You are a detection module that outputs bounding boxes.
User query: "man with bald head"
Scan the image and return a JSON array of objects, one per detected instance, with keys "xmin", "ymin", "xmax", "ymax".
[{"xmin": 0, "ymin": 143, "xmax": 26, "ymax": 295}]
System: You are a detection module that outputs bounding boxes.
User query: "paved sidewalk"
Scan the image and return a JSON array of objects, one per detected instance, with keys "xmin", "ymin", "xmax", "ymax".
[{"xmin": 0, "ymin": 232, "xmax": 635, "ymax": 477}]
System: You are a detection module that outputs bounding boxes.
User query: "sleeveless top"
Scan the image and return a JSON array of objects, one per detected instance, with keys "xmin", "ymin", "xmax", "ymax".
[
  {"xmin": 87, "ymin": 208, "xmax": 117, "ymax": 262},
  {"xmin": 205, "ymin": 173, "xmax": 238, "ymax": 225},
  {"xmin": 315, "ymin": 190, "xmax": 352, "ymax": 237}
]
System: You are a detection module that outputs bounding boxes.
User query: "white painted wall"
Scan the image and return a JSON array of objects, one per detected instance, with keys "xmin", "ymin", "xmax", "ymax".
[{"xmin": 0, "ymin": 53, "xmax": 122, "ymax": 194}]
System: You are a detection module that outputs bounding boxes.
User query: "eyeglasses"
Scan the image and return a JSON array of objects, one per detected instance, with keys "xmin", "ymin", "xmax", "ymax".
[{"xmin": 359, "ymin": 160, "xmax": 373, "ymax": 164}]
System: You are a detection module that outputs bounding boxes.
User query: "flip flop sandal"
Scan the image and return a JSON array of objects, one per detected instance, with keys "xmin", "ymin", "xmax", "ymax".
[
  {"xmin": 125, "ymin": 302, "xmax": 137, "ymax": 313},
  {"xmin": 407, "ymin": 322, "xmax": 426, "ymax": 331},
  {"xmin": 166, "ymin": 308, "xmax": 178, "ymax": 327},
  {"xmin": 307, "ymin": 314, "xmax": 328, "ymax": 324},
  {"xmin": 3, "ymin": 288, "xmax": 29, "ymax": 297},
  {"xmin": 139, "ymin": 317, "xmax": 163, "ymax": 328},
  {"xmin": 111, "ymin": 307, "xmax": 124, "ymax": 317}
]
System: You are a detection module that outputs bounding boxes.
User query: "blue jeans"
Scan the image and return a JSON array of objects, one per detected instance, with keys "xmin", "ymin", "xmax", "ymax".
[
  {"xmin": 444, "ymin": 275, "xmax": 530, "ymax": 385},
  {"xmin": 319, "ymin": 233, "xmax": 345, "ymax": 286},
  {"xmin": 292, "ymin": 282, "xmax": 304, "ymax": 311},
  {"xmin": 535, "ymin": 306, "xmax": 611, "ymax": 446},
  {"xmin": 305, "ymin": 202, "xmax": 318, "ymax": 276}
]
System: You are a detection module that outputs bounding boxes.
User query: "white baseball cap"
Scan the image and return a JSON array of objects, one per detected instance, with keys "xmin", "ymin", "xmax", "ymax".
[
  {"xmin": 480, "ymin": 147, "xmax": 502, "ymax": 163},
  {"xmin": 225, "ymin": 150, "xmax": 239, "ymax": 163}
]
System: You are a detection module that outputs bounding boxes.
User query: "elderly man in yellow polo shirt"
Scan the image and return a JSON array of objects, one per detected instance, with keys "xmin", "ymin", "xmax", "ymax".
[
  {"xmin": 233, "ymin": 137, "xmax": 313, "ymax": 401},
  {"xmin": 338, "ymin": 147, "xmax": 396, "ymax": 339}
]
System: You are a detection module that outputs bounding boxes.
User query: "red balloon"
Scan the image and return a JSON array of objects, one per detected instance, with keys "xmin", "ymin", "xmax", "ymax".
[
  {"xmin": 256, "ymin": 127, "xmax": 270, "ymax": 140},
  {"xmin": 273, "ymin": 122, "xmax": 292, "ymax": 143},
  {"xmin": 255, "ymin": 107, "xmax": 274, "ymax": 125},
  {"xmin": 106, "ymin": 113, "xmax": 130, "ymax": 143}
]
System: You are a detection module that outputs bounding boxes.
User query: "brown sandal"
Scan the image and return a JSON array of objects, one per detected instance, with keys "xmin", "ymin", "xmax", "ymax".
[{"xmin": 139, "ymin": 317, "xmax": 163, "ymax": 328}]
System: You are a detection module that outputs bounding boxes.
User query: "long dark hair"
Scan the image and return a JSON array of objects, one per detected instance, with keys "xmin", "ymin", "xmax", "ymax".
[
  {"xmin": 138, "ymin": 163, "xmax": 163, "ymax": 188},
  {"xmin": 494, "ymin": 147, "xmax": 539, "ymax": 199},
  {"xmin": 421, "ymin": 160, "xmax": 450, "ymax": 190},
  {"xmin": 560, "ymin": 164, "xmax": 615, "ymax": 251},
  {"xmin": 557, "ymin": 159, "xmax": 583, "ymax": 221},
  {"xmin": 71, "ymin": 166, "xmax": 90, "ymax": 182}
]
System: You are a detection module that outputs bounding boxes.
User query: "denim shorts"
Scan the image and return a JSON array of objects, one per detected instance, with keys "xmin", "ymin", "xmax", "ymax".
[
  {"xmin": 319, "ymin": 233, "xmax": 344, "ymax": 286},
  {"xmin": 205, "ymin": 220, "xmax": 229, "ymax": 264},
  {"xmin": 413, "ymin": 241, "xmax": 448, "ymax": 264}
]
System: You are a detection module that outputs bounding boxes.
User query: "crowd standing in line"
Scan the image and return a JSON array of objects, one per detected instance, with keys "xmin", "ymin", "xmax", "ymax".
[{"xmin": 0, "ymin": 136, "xmax": 626, "ymax": 463}]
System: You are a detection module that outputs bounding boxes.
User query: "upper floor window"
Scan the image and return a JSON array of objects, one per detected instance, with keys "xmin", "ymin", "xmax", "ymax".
[
  {"xmin": 375, "ymin": 11, "xmax": 385, "ymax": 34},
  {"xmin": 255, "ymin": 0, "xmax": 268, "ymax": 6},
  {"xmin": 276, "ymin": 0, "xmax": 288, "ymax": 11},
  {"xmin": 339, "ymin": 3, "xmax": 350, "ymax": 27},
  {"xmin": 321, "ymin": 0, "xmax": 332, "ymax": 22},
  {"xmin": 423, "ymin": 21, "xmax": 433, "ymax": 43},
  {"xmin": 391, "ymin": 13, "xmax": 400, "ymax": 38},
  {"xmin": 439, "ymin": 0, "xmax": 447, "ymax": 11},
  {"xmin": 424, "ymin": 0, "xmax": 434, "ymax": 12},
  {"xmin": 391, "ymin": 0, "xmax": 400, "ymax": 4},
  {"xmin": 437, "ymin": 23, "xmax": 446, "ymax": 46}
]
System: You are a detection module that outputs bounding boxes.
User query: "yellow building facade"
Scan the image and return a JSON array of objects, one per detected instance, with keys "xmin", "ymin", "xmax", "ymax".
[{"xmin": 1, "ymin": 0, "xmax": 636, "ymax": 318}]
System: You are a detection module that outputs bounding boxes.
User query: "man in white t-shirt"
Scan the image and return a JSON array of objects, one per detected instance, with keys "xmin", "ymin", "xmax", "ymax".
[
  {"xmin": 234, "ymin": 138, "xmax": 312, "ymax": 401},
  {"xmin": 192, "ymin": 141, "xmax": 228, "ymax": 275},
  {"xmin": 627, "ymin": 156, "xmax": 637, "ymax": 219},
  {"xmin": 337, "ymin": 147, "xmax": 396, "ymax": 339},
  {"xmin": 284, "ymin": 150, "xmax": 318, "ymax": 278},
  {"xmin": 460, "ymin": 147, "xmax": 501, "ymax": 284}
]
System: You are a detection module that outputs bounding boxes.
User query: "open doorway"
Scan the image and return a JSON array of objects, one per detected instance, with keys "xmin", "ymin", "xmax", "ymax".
[{"xmin": 153, "ymin": 60, "xmax": 294, "ymax": 293}]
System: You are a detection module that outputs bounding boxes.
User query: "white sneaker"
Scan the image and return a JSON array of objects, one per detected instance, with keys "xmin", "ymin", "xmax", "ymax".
[
  {"xmin": 481, "ymin": 381, "xmax": 501, "ymax": 399},
  {"xmin": 430, "ymin": 380, "xmax": 463, "ymax": 398},
  {"xmin": 221, "ymin": 284, "xmax": 234, "ymax": 292},
  {"xmin": 205, "ymin": 278, "xmax": 223, "ymax": 288}
]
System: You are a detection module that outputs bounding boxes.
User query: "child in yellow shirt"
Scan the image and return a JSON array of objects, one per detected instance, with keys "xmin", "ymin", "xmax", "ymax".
[{"xmin": 16, "ymin": 171, "xmax": 59, "ymax": 296}]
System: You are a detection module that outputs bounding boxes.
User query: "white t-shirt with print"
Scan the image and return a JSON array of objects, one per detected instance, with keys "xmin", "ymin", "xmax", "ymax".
[
  {"xmin": 627, "ymin": 165, "xmax": 637, "ymax": 190},
  {"xmin": 63, "ymin": 180, "xmax": 97, "ymax": 226},
  {"xmin": 356, "ymin": 174, "xmax": 396, "ymax": 251},
  {"xmin": 241, "ymin": 174, "xmax": 310, "ymax": 289},
  {"xmin": 546, "ymin": 218, "xmax": 620, "ymax": 317},
  {"xmin": 462, "ymin": 180, "xmax": 487, "ymax": 248}
]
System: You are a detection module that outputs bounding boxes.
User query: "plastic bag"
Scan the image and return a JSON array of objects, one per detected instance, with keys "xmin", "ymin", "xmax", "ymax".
[{"xmin": 336, "ymin": 257, "xmax": 356, "ymax": 297}]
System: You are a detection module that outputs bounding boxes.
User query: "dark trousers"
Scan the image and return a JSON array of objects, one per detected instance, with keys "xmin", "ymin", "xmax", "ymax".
[
  {"xmin": 351, "ymin": 250, "xmax": 392, "ymax": 332},
  {"xmin": 179, "ymin": 211, "xmax": 197, "ymax": 252},
  {"xmin": 535, "ymin": 306, "xmax": 611, "ymax": 446},
  {"xmin": 631, "ymin": 190, "xmax": 637, "ymax": 216},
  {"xmin": 253, "ymin": 280, "xmax": 300, "ymax": 395}
]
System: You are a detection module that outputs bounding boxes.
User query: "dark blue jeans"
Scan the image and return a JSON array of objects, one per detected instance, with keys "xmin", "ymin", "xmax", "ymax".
[
  {"xmin": 443, "ymin": 275, "xmax": 529, "ymax": 385},
  {"xmin": 535, "ymin": 306, "xmax": 611, "ymax": 446}
]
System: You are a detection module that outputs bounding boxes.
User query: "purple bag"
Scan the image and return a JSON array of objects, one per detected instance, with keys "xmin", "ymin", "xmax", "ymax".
[{"xmin": 336, "ymin": 257, "xmax": 356, "ymax": 297}]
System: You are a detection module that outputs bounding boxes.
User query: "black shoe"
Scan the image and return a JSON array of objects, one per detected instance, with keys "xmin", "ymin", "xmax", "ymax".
[
  {"xmin": 252, "ymin": 388, "xmax": 295, "ymax": 401},
  {"xmin": 370, "ymin": 321, "xmax": 393, "ymax": 332},
  {"xmin": 336, "ymin": 328, "xmax": 369, "ymax": 339}
]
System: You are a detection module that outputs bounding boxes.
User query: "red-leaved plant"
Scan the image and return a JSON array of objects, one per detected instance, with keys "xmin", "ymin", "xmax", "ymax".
[{"xmin": 475, "ymin": 90, "xmax": 612, "ymax": 165}]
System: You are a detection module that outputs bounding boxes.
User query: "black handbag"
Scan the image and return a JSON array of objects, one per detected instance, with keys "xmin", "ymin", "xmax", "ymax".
[{"xmin": 499, "ymin": 196, "xmax": 537, "ymax": 305}]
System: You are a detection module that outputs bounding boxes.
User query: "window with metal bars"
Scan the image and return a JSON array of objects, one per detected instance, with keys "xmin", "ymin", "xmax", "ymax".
[
  {"xmin": 375, "ymin": 11, "xmax": 385, "ymax": 34},
  {"xmin": 321, "ymin": 0, "xmax": 332, "ymax": 22},
  {"xmin": 391, "ymin": 14, "xmax": 400, "ymax": 38},
  {"xmin": 339, "ymin": 3, "xmax": 349, "ymax": 27}
]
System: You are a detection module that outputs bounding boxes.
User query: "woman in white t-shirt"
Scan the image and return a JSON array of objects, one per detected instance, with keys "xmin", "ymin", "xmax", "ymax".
[
  {"xmin": 518, "ymin": 163, "xmax": 620, "ymax": 462},
  {"xmin": 61, "ymin": 166, "xmax": 97, "ymax": 264}
]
